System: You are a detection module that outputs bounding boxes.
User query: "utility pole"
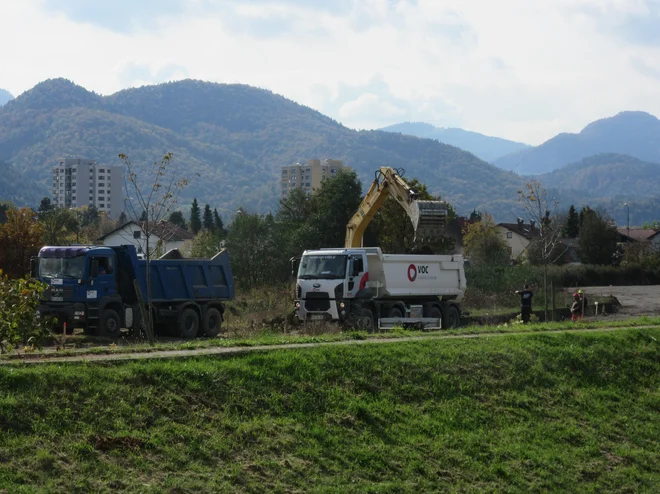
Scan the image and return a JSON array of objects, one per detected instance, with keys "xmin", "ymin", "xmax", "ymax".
[{"xmin": 624, "ymin": 203, "xmax": 630, "ymax": 242}]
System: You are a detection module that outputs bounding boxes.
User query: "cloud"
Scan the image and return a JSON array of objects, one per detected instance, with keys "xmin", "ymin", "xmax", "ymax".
[
  {"xmin": 3, "ymin": 0, "xmax": 660, "ymax": 145},
  {"xmin": 117, "ymin": 62, "xmax": 189, "ymax": 87},
  {"xmin": 41, "ymin": 0, "xmax": 185, "ymax": 33}
]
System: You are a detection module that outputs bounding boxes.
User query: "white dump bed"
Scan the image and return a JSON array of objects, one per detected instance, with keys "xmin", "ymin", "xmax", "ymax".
[{"xmin": 366, "ymin": 252, "xmax": 466, "ymax": 301}]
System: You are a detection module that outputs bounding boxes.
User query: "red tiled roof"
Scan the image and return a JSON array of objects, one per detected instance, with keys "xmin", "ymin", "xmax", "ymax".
[{"xmin": 617, "ymin": 228, "xmax": 660, "ymax": 242}]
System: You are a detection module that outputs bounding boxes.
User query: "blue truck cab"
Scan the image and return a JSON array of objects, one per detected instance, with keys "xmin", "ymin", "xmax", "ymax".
[{"xmin": 36, "ymin": 244, "xmax": 234, "ymax": 338}]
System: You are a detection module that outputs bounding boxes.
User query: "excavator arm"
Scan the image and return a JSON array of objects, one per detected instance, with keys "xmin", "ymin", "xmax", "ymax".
[{"xmin": 344, "ymin": 167, "xmax": 448, "ymax": 248}]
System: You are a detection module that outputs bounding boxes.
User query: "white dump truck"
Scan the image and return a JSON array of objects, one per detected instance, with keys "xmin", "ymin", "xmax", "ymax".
[{"xmin": 295, "ymin": 247, "xmax": 466, "ymax": 330}]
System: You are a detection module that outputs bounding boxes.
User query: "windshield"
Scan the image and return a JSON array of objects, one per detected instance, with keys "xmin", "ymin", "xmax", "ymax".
[
  {"xmin": 298, "ymin": 254, "xmax": 347, "ymax": 280},
  {"xmin": 38, "ymin": 256, "xmax": 86, "ymax": 279}
]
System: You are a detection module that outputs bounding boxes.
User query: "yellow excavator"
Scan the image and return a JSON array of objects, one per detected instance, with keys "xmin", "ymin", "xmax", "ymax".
[{"xmin": 345, "ymin": 167, "xmax": 448, "ymax": 248}]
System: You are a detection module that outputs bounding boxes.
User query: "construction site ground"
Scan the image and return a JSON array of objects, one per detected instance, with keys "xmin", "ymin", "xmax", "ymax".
[{"xmin": 2, "ymin": 285, "xmax": 659, "ymax": 364}]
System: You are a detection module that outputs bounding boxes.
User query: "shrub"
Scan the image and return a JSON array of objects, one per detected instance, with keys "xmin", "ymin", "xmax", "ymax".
[{"xmin": 0, "ymin": 271, "xmax": 51, "ymax": 353}]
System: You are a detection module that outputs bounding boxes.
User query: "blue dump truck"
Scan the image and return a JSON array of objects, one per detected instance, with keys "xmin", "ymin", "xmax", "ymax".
[{"xmin": 34, "ymin": 244, "xmax": 234, "ymax": 338}]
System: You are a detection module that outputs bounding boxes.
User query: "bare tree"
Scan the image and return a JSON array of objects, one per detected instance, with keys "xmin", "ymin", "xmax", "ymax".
[
  {"xmin": 120, "ymin": 152, "xmax": 191, "ymax": 341},
  {"xmin": 518, "ymin": 180, "xmax": 566, "ymax": 320}
]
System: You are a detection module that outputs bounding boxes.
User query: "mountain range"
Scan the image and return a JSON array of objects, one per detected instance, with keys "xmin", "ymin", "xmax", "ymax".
[
  {"xmin": 0, "ymin": 89, "xmax": 14, "ymax": 106},
  {"xmin": 0, "ymin": 78, "xmax": 524, "ymax": 220},
  {"xmin": 380, "ymin": 122, "xmax": 530, "ymax": 163},
  {"xmin": 0, "ymin": 78, "xmax": 659, "ymax": 225},
  {"xmin": 493, "ymin": 111, "xmax": 660, "ymax": 175}
]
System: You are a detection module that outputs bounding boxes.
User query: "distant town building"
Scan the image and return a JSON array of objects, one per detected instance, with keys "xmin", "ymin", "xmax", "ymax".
[
  {"xmin": 281, "ymin": 159, "xmax": 345, "ymax": 197},
  {"xmin": 52, "ymin": 158, "xmax": 123, "ymax": 219},
  {"xmin": 97, "ymin": 220, "xmax": 194, "ymax": 257},
  {"xmin": 497, "ymin": 219, "xmax": 540, "ymax": 261}
]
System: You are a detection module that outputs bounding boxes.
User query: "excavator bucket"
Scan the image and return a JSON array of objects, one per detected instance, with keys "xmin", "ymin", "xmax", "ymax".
[{"xmin": 414, "ymin": 200, "xmax": 448, "ymax": 239}]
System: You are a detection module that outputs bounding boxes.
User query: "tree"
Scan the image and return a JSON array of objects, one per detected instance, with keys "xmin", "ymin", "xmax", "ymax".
[
  {"xmin": 190, "ymin": 229, "xmax": 223, "ymax": 259},
  {"xmin": 0, "ymin": 208, "xmax": 45, "ymax": 278},
  {"xmin": 578, "ymin": 207, "xmax": 619, "ymax": 265},
  {"xmin": 213, "ymin": 208, "xmax": 225, "ymax": 237},
  {"xmin": 226, "ymin": 211, "xmax": 281, "ymax": 289},
  {"xmin": 462, "ymin": 214, "xmax": 510, "ymax": 266},
  {"xmin": 190, "ymin": 199, "xmax": 202, "ymax": 234},
  {"xmin": 518, "ymin": 180, "xmax": 565, "ymax": 320},
  {"xmin": 0, "ymin": 202, "xmax": 12, "ymax": 224},
  {"xmin": 641, "ymin": 220, "xmax": 660, "ymax": 230},
  {"xmin": 38, "ymin": 197, "xmax": 54, "ymax": 214},
  {"xmin": 117, "ymin": 211, "xmax": 128, "ymax": 225},
  {"xmin": 565, "ymin": 204, "xmax": 579, "ymax": 238},
  {"xmin": 38, "ymin": 207, "xmax": 79, "ymax": 245},
  {"xmin": 203, "ymin": 204, "xmax": 214, "ymax": 231},
  {"xmin": 80, "ymin": 205, "xmax": 100, "ymax": 228},
  {"xmin": 121, "ymin": 152, "xmax": 191, "ymax": 342},
  {"xmin": 168, "ymin": 211, "xmax": 187, "ymax": 230},
  {"xmin": 309, "ymin": 169, "xmax": 363, "ymax": 248}
]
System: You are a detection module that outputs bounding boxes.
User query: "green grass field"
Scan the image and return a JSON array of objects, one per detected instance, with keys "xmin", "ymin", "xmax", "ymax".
[{"xmin": 1, "ymin": 328, "xmax": 659, "ymax": 492}]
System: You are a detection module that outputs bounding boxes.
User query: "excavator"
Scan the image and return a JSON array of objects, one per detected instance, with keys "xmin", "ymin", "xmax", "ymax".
[{"xmin": 344, "ymin": 166, "xmax": 448, "ymax": 248}]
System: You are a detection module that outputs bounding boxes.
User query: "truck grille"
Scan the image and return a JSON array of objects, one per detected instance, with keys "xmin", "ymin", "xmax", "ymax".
[
  {"xmin": 43, "ymin": 286, "xmax": 74, "ymax": 301},
  {"xmin": 304, "ymin": 292, "xmax": 330, "ymax": 311}
]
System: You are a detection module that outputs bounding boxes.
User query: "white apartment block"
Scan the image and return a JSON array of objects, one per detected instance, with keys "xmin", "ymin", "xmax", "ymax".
[
  {"xmin": 281, "ymin": 159, "xmax": 344, "ymax": 197},
  {"xmin": 52, "ymin": 158, "xmax": 123, "ymax": 219}
]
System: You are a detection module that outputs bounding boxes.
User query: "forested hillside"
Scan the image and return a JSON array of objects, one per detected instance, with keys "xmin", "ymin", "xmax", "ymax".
[
  {"xmin": 539, "ymin": 153, "xmax": 660, "ymax": 197},
  {"xmin": 381, "ymin": 122, "xmax": 530, "ymax": 162},
  {"xmin": 495, "ymin": 111, "xmax": 660, "ymax": 175},
  {"xmin": 0, "ymin": 78, "xmax": 524, "ymax": 219}
]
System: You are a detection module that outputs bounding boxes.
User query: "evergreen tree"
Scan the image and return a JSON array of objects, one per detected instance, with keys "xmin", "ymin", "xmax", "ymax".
[
  {"xmin": 213, "ymin": 208, "xmax": 225, "ymax": 237},
  {"xmin": 168, "ymin": 211, "xmax": 187, "ymax": 230},
  {"xmin": 139, "ymin": 210, "xmax": 148, "ymax": 222},
  {"xmin": 578, "ymin": 208, "xmax": 619, "ymax": 265},
  {"xmin": 565, "ymin": 204, "xmax": 579, "ymax": 238},
  {"xmin": 117, "ymin": 211, "xmax": 128, "ymax": 225},
  {"xmin": 190, "ymin": 199, "xmax": 202, "ymax": 234},
  {"xmin": 38, "ymin": 197, "xmax": 53, "ymax": 214},
  {"xmin": 203, "ymin": 204, "xmax": 214, "ymax": 231}
]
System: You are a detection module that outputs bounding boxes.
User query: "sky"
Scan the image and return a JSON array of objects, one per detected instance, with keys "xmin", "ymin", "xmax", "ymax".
[{"xmin": 2, "ymin": 0, "xmax": 660, "ymax": 145}]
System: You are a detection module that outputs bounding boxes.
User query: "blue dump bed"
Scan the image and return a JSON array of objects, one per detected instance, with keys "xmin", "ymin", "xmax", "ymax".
[{"xmin": 123, "ymin": 248, "xmax": 235, "ymax": 303}]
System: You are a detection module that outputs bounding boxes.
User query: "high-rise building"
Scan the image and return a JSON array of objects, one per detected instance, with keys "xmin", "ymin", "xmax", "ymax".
[
  {"xmin": 52, "ymin": 158, "xmax": 123, "ymax": 219},
  {"xmin": 281, "ymin": 159, "xmax": 345, "ymax": 197}
]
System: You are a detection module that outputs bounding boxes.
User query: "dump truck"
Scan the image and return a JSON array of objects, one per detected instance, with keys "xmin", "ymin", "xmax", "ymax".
[
  {"xmin": 34, "ymin": 244, "xmax": 234, "ymax": 338},
  {"xmin": 295, "ymin": 167, "xmax": 466, "ymax": 330}
]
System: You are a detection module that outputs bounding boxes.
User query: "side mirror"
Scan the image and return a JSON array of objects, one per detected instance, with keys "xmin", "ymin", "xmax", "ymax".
[
  {"xmin": 30, "ymin": 257, "xmax": 38, "ymax": 278},
  {"xmin": 289, "ymin": 257, "xmax": 299, "ymax": 279},
  {"xmin": 90, "ymin": 260, "xmax": 99, "ymax": 278}
]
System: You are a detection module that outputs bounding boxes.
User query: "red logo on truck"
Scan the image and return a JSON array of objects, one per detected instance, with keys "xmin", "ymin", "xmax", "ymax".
[{"xmin": 407, "ymin": 264, "xmax": 417, "ymax": 282}]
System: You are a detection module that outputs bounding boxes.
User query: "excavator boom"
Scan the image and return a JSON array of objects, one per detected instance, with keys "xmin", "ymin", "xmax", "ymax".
[{"xmin": 345, "ymin": 167, "xmax": 448, "ymax": 248}]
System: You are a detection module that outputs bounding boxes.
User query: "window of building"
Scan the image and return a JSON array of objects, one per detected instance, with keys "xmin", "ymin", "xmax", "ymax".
[
  {"xmin": 507, "ymin": 232, "xmax": 513, "ymax": 239},
  {"xmin": 133, "ymin": 230, "xmax": 141, "ymax": 239},
  {"xmin": 99, "ymin": 203, "xmax": 105, "ymax": 208},
  {"xmin": 98, "ymin": 182, "xmax": 105, "ymax": 187},
  {"xmin": 99, "ymin": 168, "xmax": 105, "ymax": 173}
]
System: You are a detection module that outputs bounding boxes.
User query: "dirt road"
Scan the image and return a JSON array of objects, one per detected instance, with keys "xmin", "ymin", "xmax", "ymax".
[
  {"xmin": 579, "ymin": 285, "xmax": 660, "ymax": 317},
  {"xmin": 3, "ymin": 325, "xmax": 658, "ymax": 366}
]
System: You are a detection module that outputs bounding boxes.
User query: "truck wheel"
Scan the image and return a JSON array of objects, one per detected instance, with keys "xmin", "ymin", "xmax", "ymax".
[
  {"xmin": 203, "ymin": 308, "xmax": 223, "ymax": 338},
  {"xmin": 357, "ymin": 308, "xmax": 375, "ymax": 332},
  {"xmin": 389, "ymin": 307, "xmax": 404, "ymax": 320},
  {"xmin": 178, "ymin": 308, "xmax": 200, "ymax": 339},
  {"xmin": 442, "ymin": 305, "xmax": 460, "ymax": 329},
  {"xmin": 100, "ymin": 309, "xmax": 122, "ymax": 338}
]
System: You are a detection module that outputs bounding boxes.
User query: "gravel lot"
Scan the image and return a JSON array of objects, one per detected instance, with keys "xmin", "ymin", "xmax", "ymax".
[{"xmin": 576, "ymin": 285, "xmax": 660, "ymax": 317}]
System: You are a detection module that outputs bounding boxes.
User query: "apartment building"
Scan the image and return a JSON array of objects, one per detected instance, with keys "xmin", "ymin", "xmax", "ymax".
[
  {"xmin": 52, "ymin": 158, "xmax": 123, "ymax": 219},
  {"xmin": 281, "ymin": 159, "xmax": 344, "ymax": 197}
]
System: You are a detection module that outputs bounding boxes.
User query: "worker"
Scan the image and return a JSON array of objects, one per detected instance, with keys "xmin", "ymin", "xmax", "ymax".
[
  {"xmin": 515, "ymin": 284, "xmax": 534, "ymax": 323},
  {"xmin": 570, "ymin": 292, "xmax": 582, "ymax": 321},
  {"xmin": 578, "ymin": 289, "xmax": 588, "ymax": 317}
]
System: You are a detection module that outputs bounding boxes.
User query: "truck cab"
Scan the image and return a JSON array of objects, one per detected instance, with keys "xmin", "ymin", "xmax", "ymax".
[
  {"xmin": 36, "ymin": 245, "xmax": 126, "ymax": 335},
  {"xmin": 295, "ymin": 248, "xmax": 371, "ymax": 326}
]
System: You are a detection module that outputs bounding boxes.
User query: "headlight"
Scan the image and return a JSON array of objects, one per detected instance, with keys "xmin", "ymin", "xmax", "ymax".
[
  {"xmin": 339, "ymin": 302, "xmax": 345, "ymax": 308},
  {"xmin": 295, "ymin": 302, "xmax": 300, "ymax": 308}
]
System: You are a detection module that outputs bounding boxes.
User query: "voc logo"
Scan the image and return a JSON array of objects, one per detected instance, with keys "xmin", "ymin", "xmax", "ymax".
[{"xmin": 407, "ymin": 264, "xmax": 429, "ymax": 282}]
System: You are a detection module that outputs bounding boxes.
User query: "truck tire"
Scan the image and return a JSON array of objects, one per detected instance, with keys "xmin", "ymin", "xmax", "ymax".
[
  {"xmin": 178, "ymin": 308, "xmax": 200, "ymax": 339},
  {"xmin": 357, "ymin": 307, "xmax": 375, "ymax": 332},
  {"xmin": 203, "ymin": 308, "xmax": 223, "ymax": 338},
  {"xmin": 99, "ymin": 309, "xmax": 122, "ymax": 338},
  {"xmin": 442, "ymin": 305, "xmax": 460, "ymax": 329},
  {"xmin": 389, "ymin": 307, "xmax": 404, "ymax": 320}
]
